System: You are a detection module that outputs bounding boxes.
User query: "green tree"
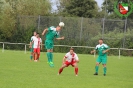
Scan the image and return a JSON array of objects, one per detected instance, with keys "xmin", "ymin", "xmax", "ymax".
[
  {"xmin": 0, "ymin": 0, "xmax": 51, "ymax": 42},
  {"xmin": 57, "ymin": 0, "xmax": 99, "ymax": 18}
]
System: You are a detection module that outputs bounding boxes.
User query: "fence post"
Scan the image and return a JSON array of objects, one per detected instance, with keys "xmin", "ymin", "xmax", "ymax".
[
  {"xmin": 102, "ymin": 18, "xmax": 105, "ymax": 39},
  {"xmin": 25, "ymin": 44, "xmax": 26, "ymax": 54},
  {"xmin": 37, "ymin": 15, "xmax": 40, "ymax": 32},
  {"xmin": 59, "ymin": 16, "xmax": 62, "ymax": 22},
  {"xmin": 118, "ymin": 48, "xmax": 120, "ymax": 59},
  {"xmin": 80, "ymin": 17, "xmax": 83, "ymax": 41},
  {"xmin": 94, "ymin": 52, "xmax": 96, "ymax": 58},
  {"xmin": 2, "ymin": 42, "xmax": 4, "ymax": 53},
  {"xmin": 122, "ymin": 18, "xmax": 127, "ymax": 48}
]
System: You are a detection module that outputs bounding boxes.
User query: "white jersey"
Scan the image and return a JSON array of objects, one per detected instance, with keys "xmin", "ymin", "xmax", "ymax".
[
  {"xmin": 64, "ymin": 52, "xmax": 79, "ymax": 62},
  {"xmin": 30, "ymin": 36, "xmax": 36, "ymax": 42},
  {"xmin": 32, "ymin": 37, "xmax": 42, "ymax": 48}
]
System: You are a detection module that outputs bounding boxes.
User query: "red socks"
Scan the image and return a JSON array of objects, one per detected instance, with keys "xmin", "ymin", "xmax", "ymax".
[
  {"xmin": 75, "ymin": 68, "xmax": 78, "ymax": 75},
  {"xmin": 59, "ymin": 68, "xmax": 63, "ymax": 74},
  {"xmin": 59, "ymin": 67, "xmax": 78, "ymax": 75}
]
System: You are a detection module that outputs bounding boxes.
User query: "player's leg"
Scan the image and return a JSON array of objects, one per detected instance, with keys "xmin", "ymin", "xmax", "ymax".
[
  {"xmin": 37, "ymin": 48, "xmax": 40, "ymax": 61},
  {"xmin": 73, "ymin": 63, "xmax": 78, "ymax": 76},
  {"xmin": 49, "ymin": 43, "xmax": 54, "ymax": 63},
  {"xmin": 30, "ymin": 48, "xmax": 33, "ymax": 61},
  {"xmin": 102, "ymin": 56, "xmax": 107, "ymax": 76},
  {"xmin": 103, "ymin": 64, "xmax": 107, "ymax": 76},
  {"xmin": 58, "ymin": 61, "xmax": 69, "ymax": 75},
  {"xmin": 47, "ymin": 49, "xmax": 54, "ymax": 67},
  {"xmin": 45, "ymin": 41, "xmax": 52, "ymax": 63},
  {"xmin": 34, "ymin": 48, "xmax": 38, "ymax": 62},
  {"xmin": 94, "ymin": 56, "xmax": 101, "ymax": 75},
  {"xmin": 50, "ymin": 49, "xmax": 53, "ymax": 62}
]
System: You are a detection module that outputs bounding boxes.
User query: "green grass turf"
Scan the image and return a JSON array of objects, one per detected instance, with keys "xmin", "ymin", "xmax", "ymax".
[{"xmin": 0, "ymin": 50, "xmax": 133, "ymax": 88}]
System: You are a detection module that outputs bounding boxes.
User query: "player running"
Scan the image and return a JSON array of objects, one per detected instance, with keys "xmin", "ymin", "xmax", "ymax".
[
  {"xmin": 58, "ymin": 48, "xmax": 79, "ymax": 76},
  {"xmin": 42, "ymin": 26, "xmax": 64, "ymax": 67},
  {"xmin": 29, "ymin": 31, "xmax": 37, "ymax": 61},
  {"xmin": 91, "ymin": 39, "xmax": 110, "ymax": 76},
  {"xmin": 31, "ymin": 33, "xmax": 42, "ymax": 62}
]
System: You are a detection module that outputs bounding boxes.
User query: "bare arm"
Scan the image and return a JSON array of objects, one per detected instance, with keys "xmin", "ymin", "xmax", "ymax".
[
  {"xmin": 90, "ymin": 50, "xmax": 96, "ymax": 54},
  {"xmin": 56, "ymin": 36, "xmax": 65, "ymax": 40},
  {"xmin": 29, "ymin": 41, "xmax": 33, "ymax": 48},
  {"xmin": 103, "ymin": 49, "xmax": 110, "ymax": 53},
  {"xmin": 41, "ymin": 42, "xmax": 42, "ymax": 50},
  {"xmin": 62, "ymin": 57, "xmax": 66, "ymax": 65},
  {"xmin": 42, "ymin": 28, "xmax": 48, "ymax": 36}
]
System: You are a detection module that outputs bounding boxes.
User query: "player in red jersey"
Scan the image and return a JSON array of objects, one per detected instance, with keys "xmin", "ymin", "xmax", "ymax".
[
  {"xmin": 31, "ymin": 33, "xmax": 42, "ymax": 62},
  {"xmin": 58, "ymin": 48, "xmax": 79, "ymax": 76}
]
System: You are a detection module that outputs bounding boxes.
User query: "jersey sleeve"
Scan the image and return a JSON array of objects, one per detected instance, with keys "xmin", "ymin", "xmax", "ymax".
[
  {"xmin": 104, "ymin": 44, "xmax": 110, "ymax": 49},
  {"xmin": 30, "ymin": 36, "xmax": 33, "ymax": 42},
  {"xmin": 64, "ymin": 53, "xmax": 69, "ymax": 58},
  {"xmin": 95, "ymin": 45, "xmax": 98, "ymax": 50},
  {"xmin": 48, "ymin": 26, "xmax": 56, "ymax": 31},
  {"xmin": 75, "ymin": 54, "xmax": 79, "ymax": 61}
]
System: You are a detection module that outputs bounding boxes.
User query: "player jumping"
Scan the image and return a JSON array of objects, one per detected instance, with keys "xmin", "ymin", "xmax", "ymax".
[
  {"xmin": 58, "ymin": 48, "xmax": 79, "ymax": 76},
  {"xmin": 91, "ymin": 39, "xmax": 110, "ymax": 76},
  {"xmin": 42, "ymin": 26, "xmax": 64, "ymax": 67}
]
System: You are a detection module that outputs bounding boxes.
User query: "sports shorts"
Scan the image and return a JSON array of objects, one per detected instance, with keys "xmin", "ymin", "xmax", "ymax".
[
  {"xmin": 96, "ymin": 55, "xmax": 107, "ymax": 64},
  {"xmin": 34, "ymin": 48, "xmax": 40, "ymax": 54},
  {"xmin": 64, "ymin": 61, "xmax": 76, "ymax": 67}
]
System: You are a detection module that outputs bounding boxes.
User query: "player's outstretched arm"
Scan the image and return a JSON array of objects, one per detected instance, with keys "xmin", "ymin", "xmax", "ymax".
[
  {"xmin": 90, "ymin": 50, "xmax": 96, "ymax": 54},
  {"xmin": 42, "ymin": 28, "xmax": 48, "ymax": 36},
  {"xmin": 56, "ymin": 36, "xmax": 65, "ymax": 40}
]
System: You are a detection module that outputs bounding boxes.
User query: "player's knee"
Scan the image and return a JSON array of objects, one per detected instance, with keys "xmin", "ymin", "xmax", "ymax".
[
  {"xmin": 103, "ymin": 64, "xmax": 106, "ymax": 67},
  {"xmin": 74, "ymin": 64, "xmax": 78, "ymax": 68},
  {"xmin": 96, "ymin": 62, "xmax": 99, "ymax": 66},
  {"xmin": 62, "ymin": 64, "xmax": 67, "ymax": 68}
]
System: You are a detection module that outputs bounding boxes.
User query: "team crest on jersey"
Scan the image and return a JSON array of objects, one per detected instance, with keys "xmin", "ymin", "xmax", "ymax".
[{"xmin": 114, "ymin": 0, "xmax": 133, "ymax": 18}]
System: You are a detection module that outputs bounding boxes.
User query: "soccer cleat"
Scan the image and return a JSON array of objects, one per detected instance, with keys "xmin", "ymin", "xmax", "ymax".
[
  {"xmin": 93, "ymin": 73, "xmax": 98, "ymax": 75},
  {"xmin": 75, "ymin": 75, "xmax": 78, "ymax": 76},
  {"xmin": 49, "ymin": 62, "xmax": 54, "ymax": 67},
  {"xmin": 34, "ymin": 60, "xmax": 38, "ymax": 62},
  {"xmin": 103, "ymin": 74, "xmax": 106, "ymax": 76},
  {"xmin": 57, "ymin": 73, "xmax": 60, "ymax": 75}
]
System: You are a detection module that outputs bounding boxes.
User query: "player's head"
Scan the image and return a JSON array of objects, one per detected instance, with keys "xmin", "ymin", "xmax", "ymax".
[
  {"xmin": 33, "ymin": 31, "xmax": 37, "ymax": 36},
  {"xmin": 36, "ymin": 33, "xmax": 40, "ymax": 38},
  {"xmin": 56, "ymin": 26, "xmax": 61, "ymax": 32},
  {"xmin": 99, "ymin": 38, "xmax": 103, "ymax": 45},
  {"xmin": 70, "ymin": 47, "xmax": 74, "ymax": 55}
]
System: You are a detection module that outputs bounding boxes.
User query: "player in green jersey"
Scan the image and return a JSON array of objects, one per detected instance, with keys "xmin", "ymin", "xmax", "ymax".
[
  {"xmin": 42, "ymin": 26, "xmax": 64, "ymax": 67},
  {"xmin": 91, "ymin": 39, "xmax": 110, "ymax": 76},
  {"xmin": 29, "ymin": 31, "xmax": 37, "ymax": 61}
]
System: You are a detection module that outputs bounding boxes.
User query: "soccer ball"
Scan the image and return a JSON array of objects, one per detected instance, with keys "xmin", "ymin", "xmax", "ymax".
[{"xmin": 59, "ymin": 22, "xmax": 65, "ymax": 27}]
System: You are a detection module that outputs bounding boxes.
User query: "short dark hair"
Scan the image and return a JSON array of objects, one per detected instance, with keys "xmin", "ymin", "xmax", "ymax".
[
  {"xmin": 70, "ymin": 47, "xmax": 74, "ymax": 51},
  {"xmin": 99, "ymin": 38, "xmax": 103, "ymax": 41},
  {"xmin": 37, "ymin": 33, "xmax": 39, "ymax": 35}
]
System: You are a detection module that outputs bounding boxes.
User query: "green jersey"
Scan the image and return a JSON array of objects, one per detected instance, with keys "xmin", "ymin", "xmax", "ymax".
[
  {"xmin": 95, "ymin": 43, "xmax": 110, "ymax": 56},
  {"xmin": 45, "ymin": 26, "xmax": 59, "ymax": 42}
]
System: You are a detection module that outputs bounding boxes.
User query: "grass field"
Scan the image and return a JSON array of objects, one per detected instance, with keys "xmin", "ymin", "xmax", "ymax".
[{"xmin": 0, "ymin": 50, "xmax": 133, "ymax": 88}]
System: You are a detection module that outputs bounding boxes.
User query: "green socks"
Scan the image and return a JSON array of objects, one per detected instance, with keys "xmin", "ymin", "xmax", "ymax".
[
  {"xmin": 47, "ymin": 52, "xmax": 51, "ymax": 62},
  {"xmin": 95, "ymin": 66, "xmax": 99, "ymax": 73},
  {"xmin": 95, "ymin": 66, "xmax": 107, "ymax": 74},
  {"xmin": 50, "ymin": 52, "xmax": 53, "ymax": 62},
  {"xmin": 30, "ymin": 56, "xmax": 33, "ymax": 60},
  {"xmin": 103, "ymin": 67, "xmax": 107, "ymax": 74},
  {"xmin": 47, "ymin": 52, "xmax": 53, "ymax": 63}
]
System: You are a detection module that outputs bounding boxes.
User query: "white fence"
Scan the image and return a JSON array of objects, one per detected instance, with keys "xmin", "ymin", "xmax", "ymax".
[{"xmin": 0, "ymin": 42, "xmax": 133, "ymax": 59}]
